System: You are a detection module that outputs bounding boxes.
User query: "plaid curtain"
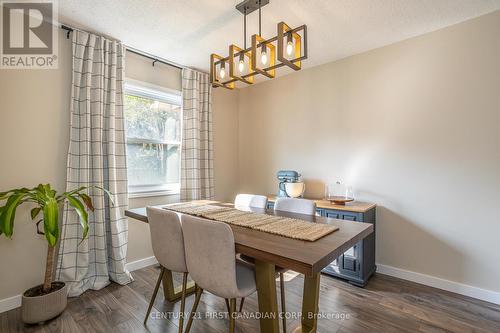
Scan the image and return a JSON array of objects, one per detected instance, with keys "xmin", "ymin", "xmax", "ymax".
[
  {"xmin": 56, "ymin": 30, "xmax": 132, "ymax": 296},
  {"xmin": 180, "ymin": 69, "xmax": 214, "ymax": 200}
]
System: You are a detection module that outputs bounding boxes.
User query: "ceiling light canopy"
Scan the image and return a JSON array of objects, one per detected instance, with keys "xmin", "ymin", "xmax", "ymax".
[{"xmin": 210, "ymin": 0, "xmax": 307, "ymax": 89}]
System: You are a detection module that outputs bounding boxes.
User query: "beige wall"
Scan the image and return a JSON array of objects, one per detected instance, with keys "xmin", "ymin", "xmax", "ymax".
[
  {"xmin": 0, "ymin": 30, "xmax": 235, "ymax": 300},
  {"xmin": 213, "ymin": 88, "xmax": 240, "ymax": 202},
  {"xmin": 237, "ymin": 11, "xmax": 500, "ymax": 292},
  {"xmin": 0, "ymin": 30, "xmax": 72, "ymax": 301},
  {"xmin": 126, "ymin": 52, "xmax": 182, "ymax": 91}
]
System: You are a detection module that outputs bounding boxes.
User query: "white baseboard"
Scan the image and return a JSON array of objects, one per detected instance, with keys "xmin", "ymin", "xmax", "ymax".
[
  {"xmin": 126, "ymin": 256, "xmax": 158, "ymax": 272},
  {"xmin": 377, "ymin": 263, "xmax": 500, "ymax": 305},
  {"xmin": 0, "ymin": 295, "xmax": 22, "ymax": 314},
  {"xmin": 0, "ymin": 256, "xmax": 159, "ymax": 315}
]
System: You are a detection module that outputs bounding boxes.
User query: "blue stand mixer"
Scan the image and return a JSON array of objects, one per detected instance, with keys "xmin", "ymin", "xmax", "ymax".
[{"xmin": 277, "ymin": 170, "xmax": 302, "ymax": 197}]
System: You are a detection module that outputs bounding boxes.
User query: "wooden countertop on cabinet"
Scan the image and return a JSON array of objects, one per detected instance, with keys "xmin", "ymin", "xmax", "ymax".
[{"xmin": 267, "ymin": 195, "xmax": 376, "ymax": 213}]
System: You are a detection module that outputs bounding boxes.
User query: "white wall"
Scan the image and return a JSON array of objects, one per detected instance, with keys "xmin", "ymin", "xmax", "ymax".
[
  {"xmin": 0, "ymin": 30, "xmax": 236, "ymax": 303},
  {"xmin": 236, "ymin": 11, "xmax": 500, "ymax": 293}
]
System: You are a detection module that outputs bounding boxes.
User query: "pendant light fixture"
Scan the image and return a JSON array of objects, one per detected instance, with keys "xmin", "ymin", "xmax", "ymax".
[{"xmin": 210, "ymin": 0, "xmax": 307, "ymax": 89}]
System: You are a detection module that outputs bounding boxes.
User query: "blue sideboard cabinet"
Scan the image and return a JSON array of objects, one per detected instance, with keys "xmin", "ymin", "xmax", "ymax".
[{"xmin": 267, "ymin": 196, "xmax": 376, "ymax": 287}]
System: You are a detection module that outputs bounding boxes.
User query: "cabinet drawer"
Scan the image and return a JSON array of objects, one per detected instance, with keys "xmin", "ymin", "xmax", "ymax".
[
  {"xmin": 341, "ymin": 213, "xmax": 358, "ymax": 221},
  {"xmin": 325, "ymin": 211, "xmax": 340, "ymax": 219}
]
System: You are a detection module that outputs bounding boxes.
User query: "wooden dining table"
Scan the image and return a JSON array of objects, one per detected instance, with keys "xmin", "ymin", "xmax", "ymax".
[{"xmin": 125, "ymin": 201, "xmax": 374, "ymax": 333}]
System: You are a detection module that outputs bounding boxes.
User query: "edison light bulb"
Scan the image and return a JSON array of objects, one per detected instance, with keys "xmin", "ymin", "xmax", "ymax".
[
  {"xmin": 286, "ymin": 41, "xmax": 294, "ymax": 56},
  {"xmin": 261, "ymin": 51, "xmax": 268, "ymax": 65},
  {"xmin": 238, "ymin": 59, "xmax": 245, "ymax": 73},
  {"xmin": 219, "ymin": 67, "xmax": 226, "ymax": 79}
]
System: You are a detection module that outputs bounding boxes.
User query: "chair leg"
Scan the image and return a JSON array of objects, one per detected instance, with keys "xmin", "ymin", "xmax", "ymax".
[
  {"xmin": 185, "ymin": 286, "xmax": 203, "ymax": 333},
  {"xmin": 280, "ymin": 272, "xmax": 287, "ymax": 333},
  {"xmin": 229, "ymin": 298, "xmax": 236, "ymax": 333},
  {"xmin": 178, "ymin": 272, "xmax": 188, "ymax": 333},
  {"xmin": 225, "ymin": 298, "xmax": 231, "ymax": 312},
  {"xmin": 144, "ymin": 267, "xmax": 166, "ymax": 324},
  {"xmin": 239, "ymin": 297, "xmax": 245, "ymax": 312}
]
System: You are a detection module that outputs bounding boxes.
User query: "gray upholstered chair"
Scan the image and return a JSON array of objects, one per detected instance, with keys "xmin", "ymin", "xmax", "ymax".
[
  {"xmin": 145, "ymin": 207, "xmax": 189, "ymax": 333},
  {"xmin": 181, "ymin": 214, "xmax": 257, "ymax": 333},
  {"xmin": 234, "ymin": 193, "xmax": 268, "ymax": 209},
  {"xmin": 274, "ymin": 197, "xmax": 317, "ymax": 215}
]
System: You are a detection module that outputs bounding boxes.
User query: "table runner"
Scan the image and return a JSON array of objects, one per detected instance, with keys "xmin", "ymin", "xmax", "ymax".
[{"xmin": 165, "ymin": 202, "xmax": 339, "ymax": 241}]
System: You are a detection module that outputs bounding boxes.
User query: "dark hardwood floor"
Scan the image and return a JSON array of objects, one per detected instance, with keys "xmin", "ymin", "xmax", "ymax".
[{"xmin": 2, "ymin": 265, "xmax": 499, "ymax": 333}]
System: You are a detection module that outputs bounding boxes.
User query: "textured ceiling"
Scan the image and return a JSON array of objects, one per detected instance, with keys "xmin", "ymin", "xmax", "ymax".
[{"xmin": 59, "ymin": 0, "xmax": 500, "ymax": 75}]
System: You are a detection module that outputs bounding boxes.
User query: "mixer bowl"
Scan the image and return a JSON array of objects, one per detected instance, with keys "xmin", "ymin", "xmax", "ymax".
[{"xmin": 285, "ymin": 182, "xmax": 305, "ymax": 198}]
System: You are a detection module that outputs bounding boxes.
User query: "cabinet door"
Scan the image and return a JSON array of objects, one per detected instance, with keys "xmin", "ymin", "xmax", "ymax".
[
  {"xmin": 339, "ymin": 241, "xmax": 363, "ymax": 276},
  {"xmin": 322, "ymin": 209, "xmax": 363, "ymax": 278},
  {"xmin": 342, "ymin": 255, "xmax": 358, "ymax": 272}
]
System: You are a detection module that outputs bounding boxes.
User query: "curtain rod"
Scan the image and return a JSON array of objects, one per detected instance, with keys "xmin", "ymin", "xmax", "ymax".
[{"xmin": 60, "ymin": 24, "xmax": 187, "ymax": 71}]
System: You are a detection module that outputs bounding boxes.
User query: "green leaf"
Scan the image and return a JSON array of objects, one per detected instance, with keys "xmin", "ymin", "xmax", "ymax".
[
  {"xmin": 65, "ymin": 195, "xmax": 89, "ymax": 240},
  {"xmin": 36, "ymin": 184, "xmax": 45, "ymax": 194},
  {"xmin": 59, "ymin": 186, "xmax": 87, "ymax": 200},
  {"xmin": 42, "ymin": 184, "xmax": 56, "ymax": 199},
  {"xmin": 0, "ymin": 206, "xmax": 4, "ymax": 235},
  {"xmin": 31, "ymin": 207, "xmax": 42, "ymax": 220},
  {"xmin": 42, "ymin": 198, "xmax": 59, "ymax": 246},
  {"xmin": 0, "ymin": 190, "xmax": 15, "ymax": 201},
  {"xmin": 78, "ymin": 193, "xmax": 94, "ymax": 212},
  {"xmin": 0, "ymin": 188, "xmax": 30, "ymax": 201},
  {"xmin": 95, "ymin": 186, "xmax": 115, "ymax": 206},
  {"xmin": 0, "ymin": 193, "xmax": 28, "ymax": 238}
]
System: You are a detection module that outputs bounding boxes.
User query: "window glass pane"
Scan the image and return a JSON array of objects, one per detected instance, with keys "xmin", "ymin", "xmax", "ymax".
[
  {"xmin": 126, "ymin": 143, "xmax": 180, "ymax": 186},
  {"xmin": 124, "ymin": 94, "xmax": 181, "ymax": 143}
]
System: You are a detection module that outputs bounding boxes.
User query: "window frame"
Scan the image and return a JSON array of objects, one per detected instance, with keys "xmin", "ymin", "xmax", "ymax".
[{"xmin": 124, "ymin": 78, "xmax": 182, "ymax": 198}]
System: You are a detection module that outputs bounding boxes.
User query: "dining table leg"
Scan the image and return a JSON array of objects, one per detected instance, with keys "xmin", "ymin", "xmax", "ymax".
[
  {"xmin": 255, "ymin": 259, "xmax": 280, "ymax": 333},
  {"xmin": 161, "ymin": 266, "xmax": 196, "ymax": 302},
  {"xmin": 293, "ymin": 272, "xmax": 321, "ymax": 333}
]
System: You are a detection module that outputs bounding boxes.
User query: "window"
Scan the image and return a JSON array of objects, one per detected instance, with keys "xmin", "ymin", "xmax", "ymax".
[{"xmin": 124, "ymin": 79, "xmax": 182, "ymax": 197}]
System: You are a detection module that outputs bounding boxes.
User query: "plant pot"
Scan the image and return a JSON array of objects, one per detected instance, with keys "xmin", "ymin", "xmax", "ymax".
[{"xmin": 21, "ymin": 282, "xmax": 67, "ymax": 324}]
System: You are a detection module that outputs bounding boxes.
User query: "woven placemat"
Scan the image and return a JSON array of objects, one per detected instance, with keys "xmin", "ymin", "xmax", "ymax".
[{"xmin": 165, "ymin": 202, "xmax": 338, "ymax": 241}]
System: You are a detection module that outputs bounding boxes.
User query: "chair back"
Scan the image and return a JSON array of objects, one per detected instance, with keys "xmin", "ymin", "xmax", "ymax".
[
  {"xmin": 181, "ymin": 214, "xmax": 241, "ymax": 299},
  {"xmin": 146, "ymin": 207, "xmax": 187, "ymax": 273},
  {"xmin": 234, "ymin": 194, "xmax": 268, "ymax": 209},
  {"xmin": 274, "ymin": 197, "xmax": 316, "ymax": 216}
]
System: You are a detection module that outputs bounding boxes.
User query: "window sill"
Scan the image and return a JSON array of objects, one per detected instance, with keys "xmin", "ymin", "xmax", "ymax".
[{"xmin": 128, "ymin": 190, "xmax": 180, "ymax": 199}]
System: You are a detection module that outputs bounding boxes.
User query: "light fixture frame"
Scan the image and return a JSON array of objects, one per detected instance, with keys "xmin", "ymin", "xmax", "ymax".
[
  {"xmin": 229, "ymin": 44, "xmax": 254, "ymax": 85},
  {"xmin": 209, "ymin": 0, "xmax": 308, "ymax": 88},
  {"xmin": 251, "ymin": 34, "xmax": 275, "ymax": 78},
  {"xmin": 277, "ymin": 21, "xmax": 307, "ymax": 71},
  {"xmin": 210, "ymin": 53, "xmax": 235, "ymax": 89}
]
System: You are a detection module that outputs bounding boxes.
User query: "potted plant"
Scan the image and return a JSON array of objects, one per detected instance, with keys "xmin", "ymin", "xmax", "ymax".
[{"xmin": 0, "ymin": 184, "xmax": 111, "ymax": 324}]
